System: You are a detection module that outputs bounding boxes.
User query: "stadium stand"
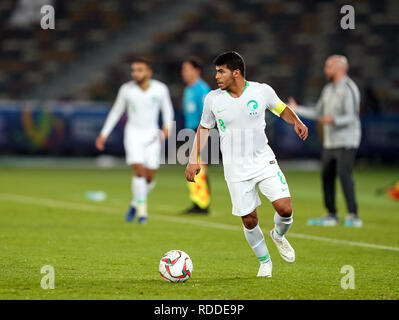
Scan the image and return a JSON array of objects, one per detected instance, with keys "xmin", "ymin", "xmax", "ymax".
[
  {"xmin": 0, "ymin": 0, "xmax": 398, "ymax": 113},
  {"xmin": 83, "ymin": 0, "xmax": 399, "ymax": 113},
  {"xmin": 0, "ymin": 0, "xmax": 169, "ymax": 99}
]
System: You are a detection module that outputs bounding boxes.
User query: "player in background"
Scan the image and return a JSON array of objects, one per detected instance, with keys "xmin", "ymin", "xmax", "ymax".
[
  {"xmin": 95, "ymin": 57, "xmax": 174, "ymax": 224},
  {"xmin": 181, "ymin": 57, "xmax": 211, "ymax": 214},
  {"xmin": 185, "ymin": 52, "xmax": 308, "ymax": 277}
]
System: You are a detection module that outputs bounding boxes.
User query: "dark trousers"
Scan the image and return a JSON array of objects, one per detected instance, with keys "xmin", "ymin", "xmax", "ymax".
[{"xmin": 321, "ymin": 148, "xmax": 358, "ymax": 216}]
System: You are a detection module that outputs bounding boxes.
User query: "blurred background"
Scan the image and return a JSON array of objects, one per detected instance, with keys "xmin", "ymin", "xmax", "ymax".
[{"xmin": 0, "ymin": 0, "xmax": 398, "ymax": 163}]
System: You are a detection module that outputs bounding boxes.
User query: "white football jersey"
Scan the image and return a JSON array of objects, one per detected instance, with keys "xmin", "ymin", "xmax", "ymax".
[
  {"xmin": 100, "ymin": 79, "xmax": 174, "ymax": 138},
  {"xmin": 200, "ymin": 81, "xmax": 285, "ymax": 182}
]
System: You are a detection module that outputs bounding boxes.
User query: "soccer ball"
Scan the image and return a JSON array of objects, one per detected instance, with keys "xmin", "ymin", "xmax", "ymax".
[{"xmin": 159, "ymin": 250, "xmax": 193, "ymax": 283}]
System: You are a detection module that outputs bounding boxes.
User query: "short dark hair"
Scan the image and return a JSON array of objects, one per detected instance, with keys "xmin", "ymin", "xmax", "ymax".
[
  {"xmin": 184, "ymin": 56, "xmax": 204, "ymax": 72},
  {"xmin": 133, "ymin": 57, "xmax": 152, "ymax": 69},
  {"xmin": 213, "ymin": 51, "xmax": 245, "ymax": 77}
]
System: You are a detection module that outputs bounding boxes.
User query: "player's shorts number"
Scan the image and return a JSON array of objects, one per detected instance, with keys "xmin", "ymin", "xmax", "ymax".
[{"xmin": 278, "ymin": 171, "xmax": 287, "ymax": 185}]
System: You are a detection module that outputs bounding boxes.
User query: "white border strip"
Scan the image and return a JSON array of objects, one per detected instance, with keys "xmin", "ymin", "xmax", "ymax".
[{"xmin": 1, "ymin": 193, "xmax": 398, "ymax": 253}]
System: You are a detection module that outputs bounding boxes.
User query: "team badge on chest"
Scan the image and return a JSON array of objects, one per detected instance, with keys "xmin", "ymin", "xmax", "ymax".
[{"xmin": 247, "ymin": 100, "xmax": 258, "ymax": 116}]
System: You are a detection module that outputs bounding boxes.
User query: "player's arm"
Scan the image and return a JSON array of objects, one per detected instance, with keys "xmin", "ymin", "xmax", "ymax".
[
  {"xmin": 185, "ymin": 124, "xmax": 210, "ymax": 182},
  {"xmin": 160, "ymin": 85, "xmax": 175, "ymax": 139},
  {"xmin": 95, "ymin": 86, "xmax": 127, "ymax": 151},
  {"xmin": 280, "ymin": 104, "xmax": 308, "ymax": 141},
  {"xmin": 265, "ymin": 85, "xmax": 308, "ymax": 141}
]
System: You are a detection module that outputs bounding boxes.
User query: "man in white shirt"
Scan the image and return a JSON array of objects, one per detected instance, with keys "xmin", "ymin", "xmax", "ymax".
[
  {"xmin": 185, "ymin": 51, "xmax": 308, "ymax": 278},
  {"xmin": 95, "ymin": 57, "xmax": 174, "ymax": 224}
]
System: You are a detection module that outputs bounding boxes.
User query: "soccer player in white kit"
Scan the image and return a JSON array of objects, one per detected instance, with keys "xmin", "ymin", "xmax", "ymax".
[
  {"xmin": 185, "ymin": 52, "xmax": 308, "ymax": 277},
  {"xmin": 96, "ymin": 58, "xmax": 174, "ymax": 224}
]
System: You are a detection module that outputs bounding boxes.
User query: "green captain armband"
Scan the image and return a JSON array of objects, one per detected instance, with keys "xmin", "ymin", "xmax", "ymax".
[{"xmin": 269, "ymin": 100, "xmax": 287, "ymax": 117}]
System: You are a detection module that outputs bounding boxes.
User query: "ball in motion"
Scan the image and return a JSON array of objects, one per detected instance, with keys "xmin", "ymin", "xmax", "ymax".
[{"xmin": 159, "ymin": 250, "xmax": 193, "ymax": 282}]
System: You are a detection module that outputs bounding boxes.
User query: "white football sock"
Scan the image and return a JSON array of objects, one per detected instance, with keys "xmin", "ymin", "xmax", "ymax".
[
  {"xmin": 132, "ymin": 176, "xmax": 147, "ymax": 206},
  {"xmin": 136, "ymin": 202, "xmax": 147, "ymax": 218},
  {"xmin": 243, "ymin": 224, "xmax": 270, "ymax": 264},
  {"xmin": 274, "ymin": 212, "xmax": 293, "ymax": 240},
  {"xmin": 146, "ymin": 180, "xmax": 156, "ymax": 196},
  {"xmin": 130, "ymin": 177, "xmax": 135, "ymax": 206}
]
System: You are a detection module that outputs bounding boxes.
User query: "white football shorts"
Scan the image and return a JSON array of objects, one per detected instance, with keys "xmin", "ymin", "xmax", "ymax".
[
  {"xmin": 226, "ymin": 161, "xmax": 291, "ymax": 216},
  {"xmin": 124, "ymin": 127, "xmax": 161, "ymax": 169}
]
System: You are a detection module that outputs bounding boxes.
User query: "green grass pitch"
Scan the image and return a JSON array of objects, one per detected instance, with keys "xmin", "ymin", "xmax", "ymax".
[{"xmin": 0, "ymin": 163, "xmax": 398, "ymax": 300}]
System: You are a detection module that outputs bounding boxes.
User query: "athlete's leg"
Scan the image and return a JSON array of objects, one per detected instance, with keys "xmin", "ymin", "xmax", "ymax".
[
  {"xmin": 227, "ymin": 178, "xmax": 271, "ymax": 276},
  {"xmin": 272, "ymin": 197, "xmax": 293, "ymax": 237},
  {"xmin": 258, "ymin": 170, "xmax": 293, "ymax": 238},
  {"xmin": 144, "ymin": 168, "xmax": 156, "ymax": 183},
  {"xmin": 124, "ymin": 127, "xmax": 147, "ymax": 222},
  {"xmin": 269, "ymin": 197, "xmax": 295, "ymax": 263},
  {"xmin": 131, "ymin": 164, "xmax": 148, "ymax": 222},
  {"xmin": 132, "ymin": 164, "xmax": 146, "ymax": 177},
  {"xmin": 142, "ymin": 133, "xmax": 160, "ymax": 200},
  {"xmin": 132, "ymin": 163, "xmax": 147, "ymax": 200},
  {"xmin": 258, "ymin": 171, "xmax": 295, "ymax": 263},
  {"xmin": 144, "ymin": 168, "xmax": 157, "ymax": 196},
  {"xmin": 124, "ymin": 164, "xmax": 145, "ymax": 222},
  {"xmin": 241, "ymin": 209, "xmax": 258, "ymax": 229},
  {"xmin": 272, "ymin": 197, "xmax": 293, "ymax": 217},
  {"xmin": 242, "ymin": 210, "xmax": 271, "ymax": 264}
]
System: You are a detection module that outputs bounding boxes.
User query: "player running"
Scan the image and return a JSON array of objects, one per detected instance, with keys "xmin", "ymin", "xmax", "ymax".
[
  {"xmin": 185, "ymin": 52, "xmax": 308, "ymax": 277},
  {"xmin": 96, "ymin": 57, "xmax": 174, "ymax": 224}
]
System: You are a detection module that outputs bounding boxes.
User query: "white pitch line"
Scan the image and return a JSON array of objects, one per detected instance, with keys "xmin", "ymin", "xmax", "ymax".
[
  {"xmin": 0, "ymin": 193, "xmax": 120, "ymax": 215},
  {"xmin": 286, "ymin": 233, "xmax": 399, "ymax": 252},
  {"xmin": 1, "ymin": 193, "xmax": 399, "ymax": 253}
]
